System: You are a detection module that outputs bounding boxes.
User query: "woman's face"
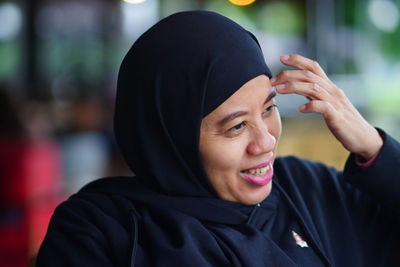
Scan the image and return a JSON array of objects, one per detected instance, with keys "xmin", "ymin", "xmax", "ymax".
[{"xmin": 200, "ymin": 75, "xmax": 281, "ymax": 205}]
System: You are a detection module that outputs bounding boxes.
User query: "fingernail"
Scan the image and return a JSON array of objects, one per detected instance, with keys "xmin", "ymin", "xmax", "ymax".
[
  {"xmin": 270, "ymin": 77, "xmax": 276, "ymax": 83},
  {"xmin": 276, "ymin": 83, "xmax": 286, "ymax": 91},
  {"xmin": 281, "ymin": 55, "xmax": 290, "ymax": 61},
  {"xmin": 299, "ymin": 104, "xmax": 306, "ymax": 111}
]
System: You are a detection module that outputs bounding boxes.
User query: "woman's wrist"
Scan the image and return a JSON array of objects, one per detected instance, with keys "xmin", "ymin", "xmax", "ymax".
[{"xmin": 356, "ymin": 128, "xmax": 383, "ymax": 160}]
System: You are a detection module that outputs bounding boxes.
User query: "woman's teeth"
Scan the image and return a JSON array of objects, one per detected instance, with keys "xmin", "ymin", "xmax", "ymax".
[{"xmin": 244, "ymin": 165, "xmax": 270, "ymax": 176}]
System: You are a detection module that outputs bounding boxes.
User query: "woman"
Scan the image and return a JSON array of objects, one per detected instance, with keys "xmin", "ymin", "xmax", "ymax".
[{"xmin": 37, "ymin": 11, "xmax": 400, "ymax": 266}]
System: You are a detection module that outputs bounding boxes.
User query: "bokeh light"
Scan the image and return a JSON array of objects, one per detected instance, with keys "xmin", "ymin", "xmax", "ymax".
[
  {"xmin": 0, "ymin": 2, "xmax": 22, "ymax": 40},
  {"xmin": 123, "ymin": 0, "xmax": 147, "ymax": 4},
  {"xmin": 228, "ymin": 0, "xmax": 256, "ymax": 7},
  {"xmin": 368, "ymin": 0, "xmax": 399, "ymax": 32}
]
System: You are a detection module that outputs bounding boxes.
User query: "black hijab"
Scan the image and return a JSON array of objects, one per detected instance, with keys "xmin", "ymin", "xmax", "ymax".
[
  {"xmin": 114, "ymin": 10, "xmax": 271, "ymax": 198},
  {"xmin": 110, "ymin": 10, "xmax": 297, "ymax": 266}
]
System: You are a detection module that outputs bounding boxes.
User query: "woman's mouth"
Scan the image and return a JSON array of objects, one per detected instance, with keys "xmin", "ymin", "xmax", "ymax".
[
  {"xmin": 240, "ymin": 162, "xmax": 274, "ymax": 186},
  {"xmin": 243, "ymin": 164, "xmax": 271, "ymax": 175}
]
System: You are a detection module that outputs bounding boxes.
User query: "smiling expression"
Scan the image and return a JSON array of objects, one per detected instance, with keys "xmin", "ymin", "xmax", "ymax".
[{"xmin": 199, "ymin": 74, "xmax": 282, "ymax": 205}]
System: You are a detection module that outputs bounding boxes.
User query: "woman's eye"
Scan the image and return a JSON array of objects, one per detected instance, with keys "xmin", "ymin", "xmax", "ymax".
[
  {"xmin": 263, "ymin": 104, "xmax": 277, "ymax": 115},
  {"xmin": 228, "ymin": 122, "xmax": 246, "ymax": 132}
]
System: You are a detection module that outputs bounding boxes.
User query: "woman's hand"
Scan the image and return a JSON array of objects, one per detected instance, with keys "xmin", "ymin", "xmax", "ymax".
[{"xmin": 271, "ymin": 54, "xmax": 383, "ymax": 160}]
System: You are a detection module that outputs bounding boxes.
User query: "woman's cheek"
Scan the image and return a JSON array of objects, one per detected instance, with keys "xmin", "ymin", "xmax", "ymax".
[{"xmin": 269, "ymin": 111, "xmax": 282, "ymax": 144}]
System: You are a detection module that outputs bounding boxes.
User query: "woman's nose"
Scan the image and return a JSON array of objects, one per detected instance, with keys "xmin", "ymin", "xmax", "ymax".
[{"xmin": 246, "ymin": 123, "xmax": 276, "ymax": 155}]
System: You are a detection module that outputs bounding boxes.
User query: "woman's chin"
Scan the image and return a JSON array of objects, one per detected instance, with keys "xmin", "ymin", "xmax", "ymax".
[{"xmin": 237, "ymin": 181, "xmax": 273, "ymax": 205}]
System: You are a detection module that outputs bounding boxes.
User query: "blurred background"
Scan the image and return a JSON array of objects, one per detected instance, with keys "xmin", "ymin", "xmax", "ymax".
[{"xmin": 0, "ymin": 0, "xmax": 399, "ymax": 265}]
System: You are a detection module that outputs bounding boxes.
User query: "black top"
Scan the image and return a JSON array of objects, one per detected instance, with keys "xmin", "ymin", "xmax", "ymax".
[
  {"xmin": 37, "ymin": 130, "xmax": 400, "ymax": 266},
  {"xmin": 37, "ymin": 11, "xmax": 400, "ymax": 266}
]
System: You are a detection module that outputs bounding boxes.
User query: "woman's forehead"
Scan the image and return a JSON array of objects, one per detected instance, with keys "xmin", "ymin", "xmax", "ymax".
[{"xmin": 205, "ymin": 75, "xmax": 274, "ymax": 120}]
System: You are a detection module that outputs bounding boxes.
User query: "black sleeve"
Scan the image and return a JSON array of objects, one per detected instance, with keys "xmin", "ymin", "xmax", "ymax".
[
  {"xmin": 343, "ymin": 129, "xmax": 400, "ymax": 209},
  {"xmin": 273, "ymin": 131, "xmax": 400, "ymax": 266}
]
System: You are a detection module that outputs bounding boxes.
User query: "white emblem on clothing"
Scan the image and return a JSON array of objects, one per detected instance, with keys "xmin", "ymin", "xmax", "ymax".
[{"xmin": 291, "ymin": 230, "xmax": 309, "ymax": 248}]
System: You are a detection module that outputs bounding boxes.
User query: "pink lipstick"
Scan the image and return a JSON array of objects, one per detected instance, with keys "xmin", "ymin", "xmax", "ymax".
[{"xmin": 240, "ymin": 160, "xmax": 274, "ymax": 186}]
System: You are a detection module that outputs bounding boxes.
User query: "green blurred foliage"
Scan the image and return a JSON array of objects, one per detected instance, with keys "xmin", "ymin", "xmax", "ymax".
[
  {"xmin": 37, "ymin": 39, "xmax": 104, "ymax": 84},
  {"xmin": 0, "ymin": 41, "xmax": 19, "ymax": 80},
  {"xmin": 257, "ymin": 1, "xmax": 305, "ymax": 35}
]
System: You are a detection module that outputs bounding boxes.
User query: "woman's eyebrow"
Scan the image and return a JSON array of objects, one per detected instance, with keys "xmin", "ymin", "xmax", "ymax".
[
  {"xmin": 218, "ymin": 111, "xmax": 248, "ymax": 126},
  {"xmin": 264, "ymin": 88, "xmax": 276, "ymax": 105},
  {"xmin": 218, "ymin": 88, "xmax": 276, "ymax": 126}
]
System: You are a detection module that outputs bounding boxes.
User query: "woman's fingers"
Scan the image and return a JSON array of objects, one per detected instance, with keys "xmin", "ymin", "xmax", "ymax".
[
  {"xmin": 280, "ymin": 54, "xmax": 329, "ymax": 79},
  {"xmin": 276, "ymin": 81, "xmax": 328, "ymax": 101},
  {"xmin": 271, "ymin": 69, "xmax": 332, "ymax": 92},
  {"xmin": 271, "ymin": 54, "xmax": 341, "ymax": 104},
  {"xmin": 272, "ymin": 54, "xmax": 383, "ymax": 159},
  {"xmin": 298, "ymin": 100, "xmax": 333, "ymax": 118}
]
